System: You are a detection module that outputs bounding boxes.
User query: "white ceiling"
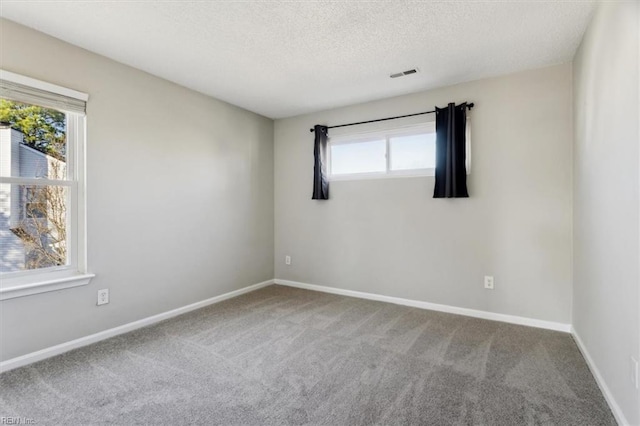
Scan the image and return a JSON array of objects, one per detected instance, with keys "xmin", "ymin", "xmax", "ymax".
[{"xmin": 1, "ymin": 1, "xmax": 596, "ymax": 119}]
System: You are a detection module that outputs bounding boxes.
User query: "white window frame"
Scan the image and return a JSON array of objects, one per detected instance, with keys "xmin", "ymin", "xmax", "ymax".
[
  {"xmin": 0, "ymin": 70, "xmax": 94, "ymax": 300},
  {"xmin": 328, "ymin": 121, "xmax": 471, "ymax": 181}
]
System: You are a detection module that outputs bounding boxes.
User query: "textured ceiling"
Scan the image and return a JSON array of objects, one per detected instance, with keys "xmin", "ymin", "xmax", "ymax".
[{"xmin": 0, "ymin": 1, "xmax": 596, "ymax": 119}]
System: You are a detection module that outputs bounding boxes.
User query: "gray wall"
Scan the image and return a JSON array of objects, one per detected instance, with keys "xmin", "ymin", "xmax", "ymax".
[
  {"xmin": 572, "ymin": 2, "xmax": 640, "ymax": 424},
  {"xmin": 274, "ymin": 64, "xmax": 573, "ymax": 324},
  {"xmin": 0, "ymin": 19, "xmax": 274, "ymax": 361}
]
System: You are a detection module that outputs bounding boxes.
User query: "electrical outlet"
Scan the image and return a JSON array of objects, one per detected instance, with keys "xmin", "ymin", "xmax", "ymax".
[
  {"xmin": 97, "ymin": 289, "xmax": 109, "ymax": 306},
  {"xmin": 632, "ymin": 356, "xmax": 639, "ymax": 389},
  {"xmin": 285, "ymin": 255, "xmax": 291, "ymax": 265},
  {"xmin": 484, "ymin": 276, "xmax": 494, "ymax": 290}
]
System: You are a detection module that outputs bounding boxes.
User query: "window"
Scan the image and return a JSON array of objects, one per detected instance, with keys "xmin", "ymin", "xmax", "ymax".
[
  {"xmin": 329, "ymin": 123, "xmax": 436, "ymax": 179},
  {"xmin": 0, "ymin": 70, "xmax": 93, "ymax": 300},
  {"xmin": 328, "ymin": 122, "xmax": 470, "ymax": 180}
]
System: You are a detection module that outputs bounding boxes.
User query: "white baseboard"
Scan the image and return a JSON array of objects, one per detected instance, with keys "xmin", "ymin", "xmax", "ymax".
[
  {"xmin": 274, "ymin": 279, "xmax": 571, "ymax": 333},
  {"xmin": 571, "ymin": 328, "xmax": 630, "ymax": 426},
  {"xmin": 0, "ymin": 279, "xmax": 274, "ymax": 374}
]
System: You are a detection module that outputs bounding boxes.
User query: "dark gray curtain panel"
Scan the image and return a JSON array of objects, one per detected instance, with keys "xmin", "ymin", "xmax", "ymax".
[
  {"xmin": 434, "ymin": 103, "xmax": 469, "ymax": 198},
  {"xmin": 312, "ymin": 125, "xmax": 330, "ymax": 200}
]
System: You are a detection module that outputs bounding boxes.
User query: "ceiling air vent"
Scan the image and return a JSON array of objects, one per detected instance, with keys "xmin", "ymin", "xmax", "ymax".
[{"xmin": 390, "ymin": 68, "xmax": 419, "ymax": 78}]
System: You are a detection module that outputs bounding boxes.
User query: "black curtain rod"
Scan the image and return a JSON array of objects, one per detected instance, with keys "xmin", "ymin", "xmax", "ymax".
[{"xmin": 309, "ymin": 102, "xmax": 474, "ymax": 132}]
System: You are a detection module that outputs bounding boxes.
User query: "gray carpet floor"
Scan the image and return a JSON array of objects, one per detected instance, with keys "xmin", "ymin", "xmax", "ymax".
[{"xmin": 0, "ymin": 285, "xmax": 616, "ymax": 425}]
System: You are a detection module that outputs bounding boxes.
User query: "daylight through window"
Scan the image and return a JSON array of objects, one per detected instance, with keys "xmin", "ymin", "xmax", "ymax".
[
  {"xmin": 0, "ymin": 71, "xmax": 88, "ymax": 285},
  {"xmin": 329, "ymin": 124, "xmax": 439, "ymax": 179}
]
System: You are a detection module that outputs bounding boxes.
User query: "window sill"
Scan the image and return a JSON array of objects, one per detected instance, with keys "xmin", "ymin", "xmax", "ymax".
[{"xmin": 0, "ymin": 272, "xmax": 95, "ymax": 301}]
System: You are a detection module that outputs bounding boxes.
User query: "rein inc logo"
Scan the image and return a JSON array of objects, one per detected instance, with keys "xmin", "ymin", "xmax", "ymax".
[{"xmin": 1, "ymin": 418, "xmax": 35, "ymax": 425}]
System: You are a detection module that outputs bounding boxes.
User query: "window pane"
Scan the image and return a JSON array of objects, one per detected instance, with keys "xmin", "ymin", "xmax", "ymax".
[
  {"xmin": 331, "ymin": 139, "xmax": 386, "ymax": 175},
  {"xmin": 0, "ymin": 183, "xmax": 68, "ymax": 273},
  {"xmin": 390, "ymin": 133, "xmax": 436, "ymax": 171},
  {"xmin": 0, "ymin": 99, "xmax": 67, "ymax": 179}
]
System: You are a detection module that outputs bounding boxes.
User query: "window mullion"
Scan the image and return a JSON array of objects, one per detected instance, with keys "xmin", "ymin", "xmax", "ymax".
[{"xmin": 385, "ymin": 137, "xmax": 391, "ymax": 173}]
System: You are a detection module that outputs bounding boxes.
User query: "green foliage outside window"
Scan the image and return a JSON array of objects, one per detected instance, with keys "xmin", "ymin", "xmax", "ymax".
[{"xmin": 0, "ymin": 99, "xmax": 66, "ymax": 161}]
